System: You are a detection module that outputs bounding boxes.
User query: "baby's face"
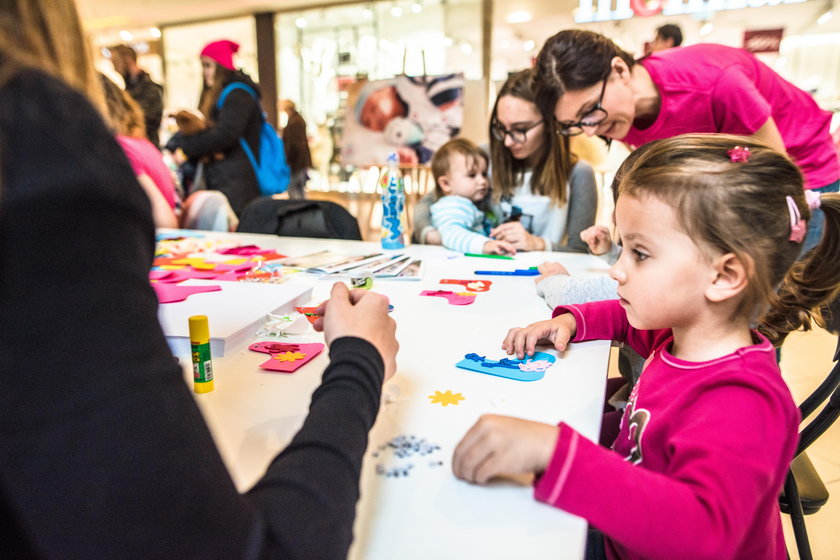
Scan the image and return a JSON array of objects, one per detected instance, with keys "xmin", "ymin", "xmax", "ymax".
[
  {"xmin": 440, "ymin": 153, "xmax": 489, "ymax": 203},
  {"xmin": 359, "ymin": 86, "xmax": 406, "ymax": 131}
]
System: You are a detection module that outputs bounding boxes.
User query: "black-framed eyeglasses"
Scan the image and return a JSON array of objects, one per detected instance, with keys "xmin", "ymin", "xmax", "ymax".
[
  {"xmin": 491, "ymin": 119, "xmax": 543, "ymax": 144},
  {"xmin": 555, "ymin": 71, "xmax": 610, "ymax": 137}
]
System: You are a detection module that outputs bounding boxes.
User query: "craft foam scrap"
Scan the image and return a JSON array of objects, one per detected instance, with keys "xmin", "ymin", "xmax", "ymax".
[{"xmin": 428, "ymin": 390, "xmax": 465, "ymax": 406}]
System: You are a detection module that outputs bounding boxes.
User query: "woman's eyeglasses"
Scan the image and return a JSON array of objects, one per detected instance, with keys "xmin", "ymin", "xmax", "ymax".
[
  {"xmin": 491, "ymin": 119, "xmax": 543, "ymax": 144},
  {"xmin": 555, "ymin": 71, "xmax": 610, "ymax": 137}
]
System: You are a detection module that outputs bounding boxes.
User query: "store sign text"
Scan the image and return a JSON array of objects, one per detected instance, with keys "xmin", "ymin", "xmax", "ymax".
[{"xmin": 575, "ymin": 0, "xmax": 806, "ymax": 23}]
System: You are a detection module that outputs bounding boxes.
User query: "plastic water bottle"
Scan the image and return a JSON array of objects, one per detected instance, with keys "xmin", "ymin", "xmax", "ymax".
[{"xmin": 380, "ymin": 152, "xmax": 406, "ymax": 250}]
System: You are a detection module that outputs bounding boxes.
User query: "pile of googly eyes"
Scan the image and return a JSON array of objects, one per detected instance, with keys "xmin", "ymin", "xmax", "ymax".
[{"xmin": 372, "ymin": 434, "xmax": 444, "ymax": 478}]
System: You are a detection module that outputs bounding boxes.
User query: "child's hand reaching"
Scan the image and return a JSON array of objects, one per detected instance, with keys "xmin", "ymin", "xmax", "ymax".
[
  {"xmin": 483, "ymin": 239, "xmax": 516, "ymax": 256},
  {"xmin": 580, "ymin": 225, "xmax": 613, "ymax": 255},
  {"xmin": 535, "ymin": 261, "xmax": 569, "ymax": 284},
  {"xmin": 502, "ymin": 313, "xmax": 577, "ymax": 359},
  {"xmin": 452, "ymin": 415, "xmax": 559, "ymax": 485}
]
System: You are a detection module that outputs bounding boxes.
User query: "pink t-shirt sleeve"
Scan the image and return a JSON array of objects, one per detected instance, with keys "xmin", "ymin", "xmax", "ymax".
[{"xmin": 710, "ymin": 65, "xmax": 772, "ymax": 135}]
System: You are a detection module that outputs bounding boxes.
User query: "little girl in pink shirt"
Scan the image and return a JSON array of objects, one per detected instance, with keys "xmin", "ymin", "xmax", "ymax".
[{"xmin": 453, "ymin": 134, "xmax": 840, "ymax": 559}]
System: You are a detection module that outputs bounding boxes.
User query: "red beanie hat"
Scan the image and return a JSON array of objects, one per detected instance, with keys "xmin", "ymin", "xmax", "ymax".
[{"xmin": 200, "ymin": 40, "xmax": 239, "ymax": 70}]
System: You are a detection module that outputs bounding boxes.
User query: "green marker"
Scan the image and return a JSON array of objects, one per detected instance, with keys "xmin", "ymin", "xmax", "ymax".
[{"xmin": 463, "ymin": 253, "xmax": 514, "ymax": 260}]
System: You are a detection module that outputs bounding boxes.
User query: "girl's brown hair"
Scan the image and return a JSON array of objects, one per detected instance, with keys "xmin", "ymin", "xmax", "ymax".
[
  {"xmin": 614, "ymin": 133, "xmax": 840, "ymax": 345},
  {"xmin": 489, "ymin": 68, "xmax": 576, "ymax": 206},
  {"xmin": 198, "ymin": 63, "xmax": 237, "ymax": 122},
  {"xmin": 534, "ymin": 29, "xmax": 635, "ymax": 123},
  {"xmin": 100, "ymin": 74, "xmax": 145, "ymax": 137},
  {"xmin": 0, "ymin": 0, "xmax": 105, "ymax": 116}
]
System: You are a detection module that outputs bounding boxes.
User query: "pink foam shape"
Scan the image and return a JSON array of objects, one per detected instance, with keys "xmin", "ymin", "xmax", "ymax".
[
  {"xmin": 249, "ymin": 342, "xmax": 325, "ymax": 373},
  {"xmin": 152, "ymin": 282, "xmax": 222, "ymax": 303},
  {"xmin": 218, "ymin": 245, "xmax": 263, "ymax": 255},
  {"xmin": 213, "ymin": 261, "xmax": 255, "ymax": 273},
  {"xmin": 419, "ymin": 290, "xmax": 476, "ymax": 306},
  {"xmin": 149, "ymin": 268, "xmax": 220, "ymax": 283}
]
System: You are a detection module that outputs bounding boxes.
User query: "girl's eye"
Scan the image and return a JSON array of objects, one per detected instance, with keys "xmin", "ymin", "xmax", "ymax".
[{"xmin": 632, "ymin": 249, "xmax": 648, "ymax": 261}]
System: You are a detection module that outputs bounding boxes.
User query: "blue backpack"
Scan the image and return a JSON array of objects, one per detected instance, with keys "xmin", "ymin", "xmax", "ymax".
[{"xmin": 217, "ymin": 83, "xmax": 291, "ymax": 196}]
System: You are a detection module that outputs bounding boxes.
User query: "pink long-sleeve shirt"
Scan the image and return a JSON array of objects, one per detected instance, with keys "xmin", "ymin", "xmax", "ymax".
[{"xmin": 535, "ymin": 300, "xmax": 799, "ymax": 560}]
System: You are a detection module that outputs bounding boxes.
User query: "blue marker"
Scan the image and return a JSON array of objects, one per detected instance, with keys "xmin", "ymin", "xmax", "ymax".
[{"xmin": 474, "ymin": 268, "xmax": 539, "ymax": 276}]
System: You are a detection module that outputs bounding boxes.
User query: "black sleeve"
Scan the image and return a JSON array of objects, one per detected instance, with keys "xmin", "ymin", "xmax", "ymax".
[
  {"xmin": 246, "ymin": 337, "xmax": 384, "ymax": 559},
  {"xmin": 178, "ymin": 88, "xmax": 259, "ymax": 158},
  {"xmin": 0, "ymin": 69, "xmax": 382, "ymax": 560}
]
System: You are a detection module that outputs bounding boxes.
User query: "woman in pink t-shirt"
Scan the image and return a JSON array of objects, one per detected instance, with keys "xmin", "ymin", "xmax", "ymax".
[{"xmin": 533, "ymin": 29, "xmax": 839, "ymax": 252}]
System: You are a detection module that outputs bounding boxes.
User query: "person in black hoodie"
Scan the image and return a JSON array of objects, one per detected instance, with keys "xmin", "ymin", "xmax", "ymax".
[
  {"xmin": 166, "ymin": 40, "xmax": 262, "ymax": 216},
  {"xmin": 1, "ymin": 3, "xmax": 399, "ymax": 556}
]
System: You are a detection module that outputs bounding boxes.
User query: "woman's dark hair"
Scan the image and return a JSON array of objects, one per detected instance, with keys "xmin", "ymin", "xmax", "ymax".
[
  {"xmin": 198, "ymin": 63, "xmax": 237, "ymax": 121},
  {"xmin": 534, "ymin": 29, "xmax": 635, "ymax": 122},
  {"xmin": 489, "ymin": 68, "xmax": 576, "ymax": 205}
]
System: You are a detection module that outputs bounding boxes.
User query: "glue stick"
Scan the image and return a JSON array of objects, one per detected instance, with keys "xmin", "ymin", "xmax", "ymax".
[{"xmin": 189, "ymin": 315, "xmax": 214, "ymax": 393}]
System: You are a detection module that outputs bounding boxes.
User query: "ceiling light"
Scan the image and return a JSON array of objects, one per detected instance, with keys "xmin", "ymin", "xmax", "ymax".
[
  {"xmin": 818, "ymin": 10, "xmax": 833, "ymax": 24},
  {"xmin": 410, "ymin": 3, "xmax": 423, "ymax": 13},
  {"xmin": 119, "ymin": 30, "xmax": 133, "ymax": 41},
  {"xmin": 391, "ymin": 6, "xmax": 403, "ymax": 17},
  {"xmin": 700, "ymin": 22, "xmax": 713, "ymax": 36},
  {"xmin": 295, "ymin": 17, "xmax": 307, "ymax": 28},
  {"xmin": 523, "ymin": 39, "xmax": 535, "ymax": 51}
]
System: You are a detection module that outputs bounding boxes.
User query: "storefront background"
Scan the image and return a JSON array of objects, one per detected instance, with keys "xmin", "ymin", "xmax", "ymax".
[{"xmin": 84, "ymin": 0, "xmax": 840, "ymax": 190}]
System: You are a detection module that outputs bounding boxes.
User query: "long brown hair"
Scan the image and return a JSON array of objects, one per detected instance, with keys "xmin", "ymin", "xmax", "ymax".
[
  {"xmin": 198, "ymin": 63, "xmax": 236, "ymax": 122},
  {"xmin": 100, "ymin": 74, "xmax": 145, "ymax": 137},
  {"xmin": 489, "ymin": 68, "xmax": 576, "ymax": 206},
  {"xmin": 614, "ymin": 133, "xmax": 840, "ymax": 345},
  {"xmin": 534, "ymin": 29, "xmax": 635, "ymax": 122},
  {"xmin": 0, "ymin": 0, "xmax": 105, "ymax": 116}
]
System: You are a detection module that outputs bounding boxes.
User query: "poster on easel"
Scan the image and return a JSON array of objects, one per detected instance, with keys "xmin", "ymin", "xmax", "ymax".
[{"xmin": 341, "ymin": 73, "xmax": 465, "ymax": 166}]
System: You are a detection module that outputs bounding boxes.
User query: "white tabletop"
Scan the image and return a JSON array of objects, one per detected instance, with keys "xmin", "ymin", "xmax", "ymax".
[{"xmin": 163, "ymin": 231, "xmax": 612, "ymax": 560}]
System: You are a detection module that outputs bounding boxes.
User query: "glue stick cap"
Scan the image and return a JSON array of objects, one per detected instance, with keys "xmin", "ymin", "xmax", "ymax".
[{"xmin": 189, "ymin": 315, "xmax": 210, "ymax": 343}]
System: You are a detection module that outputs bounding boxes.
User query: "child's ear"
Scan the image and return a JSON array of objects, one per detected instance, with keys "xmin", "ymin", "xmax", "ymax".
[
  {"xmin": 706, "ymin": 252, "xmax": 750, "ymax": 303},
  {"xmin": 438, "ymin": 176, "xmax": 451, "ymax": 195}
]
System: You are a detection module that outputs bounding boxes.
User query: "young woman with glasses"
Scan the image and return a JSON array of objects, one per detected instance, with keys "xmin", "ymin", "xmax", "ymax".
[
  {"xmin": 534, "ymin": 29, "xmax": 840, "ymax": 252},
  {"xmin": 413, "ymin": 68, "xmax": 597, "ymax": 252}
]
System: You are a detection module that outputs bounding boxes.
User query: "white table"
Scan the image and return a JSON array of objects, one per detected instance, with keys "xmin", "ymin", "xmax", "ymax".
[{"xmin": 164, "ymin": 231, "xmax": 613, "ymax": 560}]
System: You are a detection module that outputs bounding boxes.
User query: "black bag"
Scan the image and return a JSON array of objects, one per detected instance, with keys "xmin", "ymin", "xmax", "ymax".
[{"xmin": 237, "ymin": 198, "xmax": 362, "ymax": 240}]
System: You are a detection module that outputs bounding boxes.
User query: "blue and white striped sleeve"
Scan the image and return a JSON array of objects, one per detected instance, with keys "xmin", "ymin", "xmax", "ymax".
[{"xmin": 431, "ymin": 196, "xmax": 489, "ymax": 254}]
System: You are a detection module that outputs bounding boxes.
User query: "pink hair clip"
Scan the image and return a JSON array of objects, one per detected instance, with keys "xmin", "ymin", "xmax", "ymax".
[
  {"xmin": 728, "ymin": 146, "xmax": 751, "ymax": 163},
  {"xmin": 787, "ymin": 195, "xmax": 806, "ymax": 243}
]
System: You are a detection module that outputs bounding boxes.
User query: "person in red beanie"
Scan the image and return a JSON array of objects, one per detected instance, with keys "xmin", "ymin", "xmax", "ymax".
[{"xmin": 165, "ymin": 39, "xmax": 263, "ymax": 216}]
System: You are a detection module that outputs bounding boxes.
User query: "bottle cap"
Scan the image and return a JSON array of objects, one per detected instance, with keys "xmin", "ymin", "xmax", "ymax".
[{"xmin": 188, "ymin": 315, "xmax": 210, "ymax": 344}]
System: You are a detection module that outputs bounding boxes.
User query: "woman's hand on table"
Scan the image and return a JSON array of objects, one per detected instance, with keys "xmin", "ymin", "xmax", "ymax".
[
  {"xmin": 313, "ymin": 282, "xmax": 398, "ymax": 381},
  {"xmin": 580, "ymin": 225, "xmax": 612, "ymax": 255},
  {"xmin": 534, "ymin": 261, "xmax": 569, "ymax": 284},
  {"xmin": 452, "ymin": 415, "xmax": 559, "ymax": 485},
  {"xmin": 489, "ymin": 222, "xmax": 545, "ymax": 251},
  {"xmin": 502, "ymin": 313, "xmax": 577, "ymax": 359}
]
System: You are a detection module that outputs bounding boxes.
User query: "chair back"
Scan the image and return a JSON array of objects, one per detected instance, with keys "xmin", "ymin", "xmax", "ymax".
[{"xmin": 237, "ymin": 197, "xmax": 362, "ymax": 240}]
